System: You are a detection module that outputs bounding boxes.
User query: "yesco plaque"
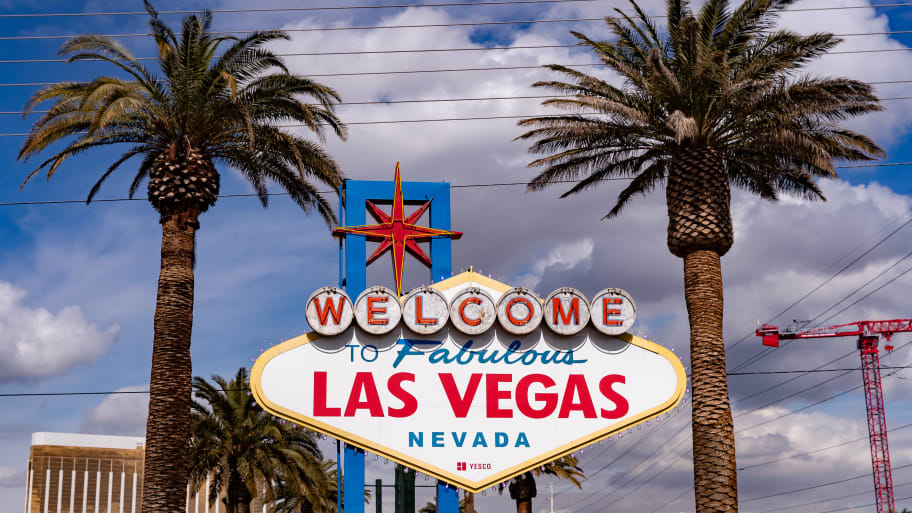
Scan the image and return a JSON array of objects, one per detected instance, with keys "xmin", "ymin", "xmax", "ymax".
[{"xmin": 251, "ymin": 271, "xmax": 685, "ymax": 492}]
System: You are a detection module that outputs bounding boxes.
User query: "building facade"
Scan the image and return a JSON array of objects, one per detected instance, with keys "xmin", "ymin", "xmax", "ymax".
[{"xmin": 25, "ymin": 432, "xmax": 265, "ymax": 513}]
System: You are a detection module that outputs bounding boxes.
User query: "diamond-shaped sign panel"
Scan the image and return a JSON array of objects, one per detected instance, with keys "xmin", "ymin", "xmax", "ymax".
[{"xmin": 251, "ymin": 272, "xmax": 685, "ymax": 493}]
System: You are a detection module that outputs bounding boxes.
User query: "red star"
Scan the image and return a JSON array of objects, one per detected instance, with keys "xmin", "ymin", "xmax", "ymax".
[{"xmin": 333, "ymin": 163, "xmax": 462, "ymax": 295}]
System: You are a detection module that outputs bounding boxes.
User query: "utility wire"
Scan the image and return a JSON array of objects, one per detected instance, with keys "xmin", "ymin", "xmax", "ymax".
[
  {"xmin": 733, "ymin": 370, "xmax": 855, "ymax": 419},
  {"xmin": 649, "ymin": 488, "xmax": 690, "ymax": 513},
  {"xmin": 0, "ymin": 0, "xmax": 595, "ymax": 18},
  {"xmin": 1, "ymin": 1, "xmax": 905, "ymax": 19},
  {"xmin": 2, "ymin": 2, "xmax": 912, "ymax": 39},
  {"xmin": 6, "ymin": 31, "xmax": 912, "ymax": 64},
  {"xmin": 728, "ymin": 365, "xmax": 912, "ymax": 375},
  {"xmin": 727, "ymin": 216, "xmax": 912, "ymax": 370},
  {"xmin": 4, "ymin": 94, "xmax": 912, "ymax": 117},
  {"xmin": 2, "ymin": 47, "xmax": 912, "ymax": 84},
  {"xmin": 804, "ymin": 249, "xmax": 912, "ymax": 327},
  {"xmin": 738, "ymin": 422, "xmax": 912, "ymax": 471},
  {"xmin": 818, "ymin": 494, "xmax": 912, "ymax": 513},
  {"xmin": 756, "ymin": 483, "xmax": 912, "ymax": 513},
  {"xmin": 740, "ymin": 463, "xmax": 912, "ymax": 502},
  {"xmin": 0, "ymin": 161, "xmax": 910, "ymax": 208},
  {"xmin": 815, "ymin": 264, "xmax": 912, "ymax": 327},
  {"xmin": 733, "ymin": 247, "xmax": 912, "ymax": 372},
  {"xmin": 736, "ymin": 352, "xmax": 910, "ymax": 433}
]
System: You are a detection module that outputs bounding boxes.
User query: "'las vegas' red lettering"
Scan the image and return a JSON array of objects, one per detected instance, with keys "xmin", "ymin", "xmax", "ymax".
[
  {"xmin": 558, "ymin": 374, "xmax": 597, "ymax": 418},
  {"xmin": 486, "ymin": 374, "xmax": 513, "ymax": 418},
  {"xmin": 599, "ymin": 374, "xmax": 629, "ymax": 418},
  {"xmin": 439, "ymin": 373, "xmax": 482, "ymax": 417},
  {"xmin": 387, "ymin": 373, "xmax": 417, "ymax": 417},
  {"xmin": 344, "ymin": 372, "xmax": 385, "ymax": 417},
  {"xmin": 313, "ymin": 371, "xmax": 341, "ymax": 416},
  {"xmin": 515, "ymin": 374, "xmax": 558, "ymax": 418}
]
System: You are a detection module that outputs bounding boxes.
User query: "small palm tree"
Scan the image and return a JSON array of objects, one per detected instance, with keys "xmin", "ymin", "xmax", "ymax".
[
  {"xmin": 17, "ymin": 3, "xmax": 346, "ymax": 511},
  {"xmin": 190, "ymin": 368, "xmax": 333, "ymax": 513},
  {"xmin": 516, "ymin": 0, "xmax": 883, "ymax": 511},
  {"xmin": 272, "ymin": 461, "xmax": 338, "ymax": 513},
  {"xmin": 506, "ymin": 455, "xmax": 584, "ymax": 513}
]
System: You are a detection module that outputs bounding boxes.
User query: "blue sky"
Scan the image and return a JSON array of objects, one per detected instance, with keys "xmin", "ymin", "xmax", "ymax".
[{"xmin": 1, "ymin": 1, "xmax": 912, "ymax": 512}]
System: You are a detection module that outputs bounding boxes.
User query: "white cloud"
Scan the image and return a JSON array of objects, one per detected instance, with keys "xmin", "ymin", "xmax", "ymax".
[
  {"xmin": 81, "ymin": 384, "xmax": 149, "ymax": 437},
  {"xmin": 0, "ymin": 466, "xmax": 24, "ymax": 488},
  {"xmin": 0, "ymin": 281, "xmax": 119, "ymax": 383},
  {"xmin": 514, "ymin": 238, "xmax": 595, "ymax": 290}
]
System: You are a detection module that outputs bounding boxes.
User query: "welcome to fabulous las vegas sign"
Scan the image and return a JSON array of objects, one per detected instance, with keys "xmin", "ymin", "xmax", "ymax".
[{"xmin": 251, "ymin": 272, "xmax": 685, "ymax": 493}]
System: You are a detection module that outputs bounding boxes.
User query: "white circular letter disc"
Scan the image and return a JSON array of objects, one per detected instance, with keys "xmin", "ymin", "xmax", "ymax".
[
  {"xmin": 306, "ymin": 287, "xmax": 354, "ymax": 336},
  {"xmin": 449, "ymin": 288, "xmax": 496, "ymax": 335},
  {"xmin": 496, "ymin": 288, "xmax": 543, "ymax": 335},
  {"xmin": 354, "ymin": 286, "xmax": 402, "ymax": 335},
  {"xmin": 590, "ymin": 288, "xmax": 636, "ymax": 335},
  {"xmin": 543, "ymin": 287, "xmax": 590, "ymax": 335},
  {"xmin": 402, "ymin": 287, "xmax": 449, "ymax": 335}
]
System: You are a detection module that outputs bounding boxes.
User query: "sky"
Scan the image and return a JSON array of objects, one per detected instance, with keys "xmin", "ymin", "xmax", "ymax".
[{"xmin": 0, "ymin": 0, "xmax": 911, "ymax": 512}]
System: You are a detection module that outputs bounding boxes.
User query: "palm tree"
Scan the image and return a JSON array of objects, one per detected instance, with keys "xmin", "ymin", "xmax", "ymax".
[
  {"xmin": 17, "ymin": 3, "xmax": 345, "ymax": 511},
  {"xmin": 506, "ymin": 455, "xmax": 584, "ymax": 513},
  {"xmin": 272, "ymin": 461, "xmax": 339, "ymax": 513},
  {"xmin": 190, "ymin": 368, "xmax": 334, "ymax": 513},
  {"xmin": 516, "ymin": 0, "xmax": 883, "ymax": 510}
]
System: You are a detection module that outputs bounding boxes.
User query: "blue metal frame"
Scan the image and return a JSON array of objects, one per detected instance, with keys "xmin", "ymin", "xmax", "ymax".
[
  {"xmin": 338, "ymin": 178, "xmax": 455, "ymax": 513},
  {"xmin": 342, "ymin": 179, "xmax": 454, "ymax": 294},
  {"xmin": 436, "ymin": 482, "xmax": 459, "ymax": 513}
]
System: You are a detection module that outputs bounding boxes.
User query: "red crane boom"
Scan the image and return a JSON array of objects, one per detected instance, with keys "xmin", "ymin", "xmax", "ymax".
[{"xmin": 756, "ymin": 318, "xmax": 912, "ymax": 513}]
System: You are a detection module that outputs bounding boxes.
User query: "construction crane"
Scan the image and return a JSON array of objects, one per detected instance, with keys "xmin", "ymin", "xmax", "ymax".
[{"xmin": 756, "ymin": 318, "xmax": 912, "ymax": 513}]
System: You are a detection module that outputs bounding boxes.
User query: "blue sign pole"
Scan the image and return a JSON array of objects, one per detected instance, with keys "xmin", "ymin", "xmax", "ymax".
[
  {"xmin": 437, "ymin": 482, "xmax": 459, "ymax": 513},
  {"xmin": 338, "ymin": 176, "xmax": 458, "ymax": 513}
]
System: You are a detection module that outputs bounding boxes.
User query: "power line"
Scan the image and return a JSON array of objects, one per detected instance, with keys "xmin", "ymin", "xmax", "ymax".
[
  {"xmin": 0, "ymin": 18, "xmax": 616, "ymax": 41},
  {"xmin": 4, "ymin": 94, "xmax": 912, "ymax": 117},
  {"xmin": 756, "ymin": 483, "xmax": 912, "ymax": 513},
  {"xmin": 0, "ymin": 0, "xmax": 596, "ymax": 18},
  {"xmin": 815, "ymin": 264, "xmax": 912, "ymax": 327},
  {"xmin": 649, "ymin": 488, "xmax": 689, "ymax": 513},
  {"xmin": 740, "ymin": 463, "xmax": 912, "ymax": 503},
  {"xmin": 0, "ymin": 2, "xmax": 910, "ymax": 37},
  {"xmin": 728, "ymin": 365, "xmax": 912, "ymax": 375},
  {"xmin": 736, "ymin": 352, "xmax": 911, "ymax": 433},
  {"xmin": 0, "ymin": 112, "xmax": 607, "ymax": 136},
  {"xmin": 1, "ymin": 162, "xmax": 911, "ymax": 207},
  {"xmin": 731, "ymin": 349, "xmax": 857, "ymax": 406},
  {"xmin": 818, "ymin": 494, "xmax": 912, "ymax": 513},
  {"xmin": 6, "ymin": 30, "xmax": 912, "ymax": 64},
  {"xmin": 733, "ymin": 369, "xmax": 855, "ymax": 419},
  {"xmin": 2, "ymin": 46, "xmax": 912, "ymax": 84},
  {"xmin": 738, "ymin": 422, "xmax": 912, "ymax": 471},
  {"xmin": 803, "ymin": 249, "xmax": 912, "ymax": 327},
  {"xmin": 727, "ymin": 216, "xmax": 912, "ymax": 370}
]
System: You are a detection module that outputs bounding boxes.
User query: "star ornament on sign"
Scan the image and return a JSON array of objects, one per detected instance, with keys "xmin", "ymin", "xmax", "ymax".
[{"xmin": 333, "ymin": 163, "xmax": 462, "ymax": 296}]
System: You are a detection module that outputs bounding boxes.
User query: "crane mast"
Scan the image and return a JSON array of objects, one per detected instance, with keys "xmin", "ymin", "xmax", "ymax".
[{"xmin": 756, "ymin": 318, "xmax": 912, "ymax": 513}]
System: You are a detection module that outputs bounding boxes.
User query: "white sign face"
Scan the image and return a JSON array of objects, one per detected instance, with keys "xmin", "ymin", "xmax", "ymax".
[{"xmin": 252, "ymin": 272, "xmax": 684, "ymax": 493}]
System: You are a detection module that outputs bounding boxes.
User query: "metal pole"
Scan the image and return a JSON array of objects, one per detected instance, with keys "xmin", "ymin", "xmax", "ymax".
[
  {"xmin": 337, "ymin": 442, "xmax": 342, "ymax": 513},
  {"xmin": 375, "ymin": 480, "xmax": 382, "ymax": 513}
]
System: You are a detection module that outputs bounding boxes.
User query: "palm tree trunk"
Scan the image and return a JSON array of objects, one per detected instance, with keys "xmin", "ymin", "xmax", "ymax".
[
  {"xmin": 684, "ymin": 249, "xmax": 737, "ymax": 512},
  {"xmin": 141, "ymin": 213, "xmax": 197, "ymax": 513},
  {"xmin": 509, "ymin": 473, "xmax": 536, "ymax": 513},
  {"xmin": 464, "ymin": 492, "xmax": 474, "ymax": 513}
]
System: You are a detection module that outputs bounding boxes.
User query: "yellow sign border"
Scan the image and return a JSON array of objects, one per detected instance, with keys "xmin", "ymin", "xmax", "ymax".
[{"xmin": 250, "ymin": 271, "xmax": 686, "ymax": 493}]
